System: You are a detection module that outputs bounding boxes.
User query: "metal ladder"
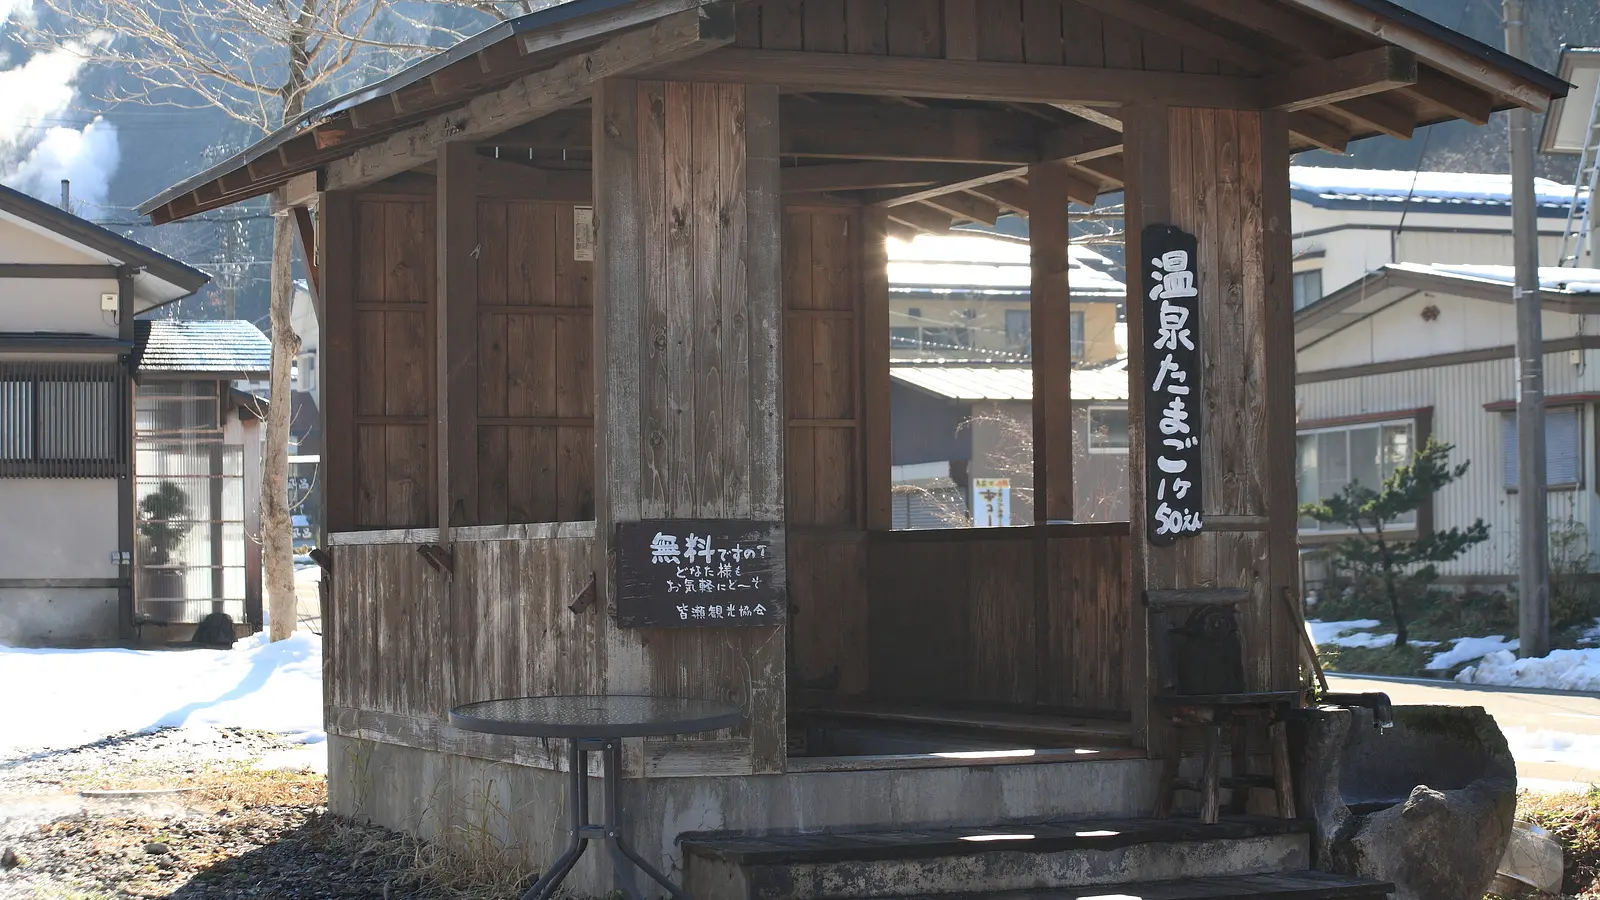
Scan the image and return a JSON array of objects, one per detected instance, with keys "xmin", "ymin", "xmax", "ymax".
[{"xmin": 1559, "ymin": 88, "xmax": 1600, "ymax": 266}]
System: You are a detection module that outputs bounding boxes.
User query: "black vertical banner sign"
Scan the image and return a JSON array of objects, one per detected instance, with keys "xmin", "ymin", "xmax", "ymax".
[{"xmin": 1141, "ymin": 224, "xmax": 1203, "ymax": 546}]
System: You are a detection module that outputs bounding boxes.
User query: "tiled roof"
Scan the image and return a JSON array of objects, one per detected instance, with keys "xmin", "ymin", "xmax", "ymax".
[
  {"xmin": 133, "ymin": 319, "xmax": 271, "ymax": 376},
  {"xmin": 1289, "ymin": 166, "xmax": 1582, "ymax": 213}
]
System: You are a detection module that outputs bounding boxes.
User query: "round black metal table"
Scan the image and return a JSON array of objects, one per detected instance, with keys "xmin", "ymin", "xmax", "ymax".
[{"xmin": 449, "ymin": 695, "xmax": 742, "ymax": 900}]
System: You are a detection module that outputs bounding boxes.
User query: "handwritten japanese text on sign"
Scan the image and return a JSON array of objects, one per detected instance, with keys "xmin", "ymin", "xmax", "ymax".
[
  {"xmin": 615, "ymin": 520, "xmax": 785, "ymax": 628},
  {"xmin": 1141, "ymin": 225, "xmax": 1203, "ymax": 545}
]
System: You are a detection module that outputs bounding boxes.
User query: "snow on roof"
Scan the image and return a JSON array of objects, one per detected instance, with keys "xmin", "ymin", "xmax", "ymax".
[
  {"xmin": 1388, "ymin": 261, "xmax": 1600, "ymax": 294},
  {"xmin": 134, "ymin": 319, "xmax": 273, "ymax": 376},
  {"xmin": 890, "ymin": 359, "xmax": 1128, "ymax": 402},
  {"xmin": 887, "ymin": 233, "xmax": 1124, "ymax": 295},
  {"xmin": 1289, "ymin": 166, "xmax": 1582, "ymax": 212}
]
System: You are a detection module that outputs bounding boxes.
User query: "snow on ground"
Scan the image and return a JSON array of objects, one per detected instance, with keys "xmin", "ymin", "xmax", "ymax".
[
  {"xmin": 1500, "ymin": 725, "xmax": 1600, "ymax": 766},
  {"xmin": 1429, "ymin": 635, "xmax": 1520, "ymax": 671},
  {"xmin": 1459, "ymin": 648, "xmax": 1600, "ymax": 692},
  {"xmin": 1306, "ymin": 619, "xmax": 1438, "ymax": 649},
  {"xmin": 0, "ymin": 632, "xmax": 325, "ymax": 760}
]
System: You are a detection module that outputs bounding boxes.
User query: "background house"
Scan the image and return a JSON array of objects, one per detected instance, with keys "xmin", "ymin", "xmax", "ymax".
[
  {"xmin": 1295, "ymin": 262, "xmax": 1600, "ymax": 585},
  {"xmin": 1290, "ymin": 166, "xmax": 1582, "ymax": 309},
  {"xmin": 0, "ymin": 182, "xmax": 269, "ymax": 646},
  {"xmin": 888, "ymin": 232, "xmax": 1124, "ymax": 365}
]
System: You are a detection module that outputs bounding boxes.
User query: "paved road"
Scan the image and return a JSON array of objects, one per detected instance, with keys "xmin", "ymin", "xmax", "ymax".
[{"xmin": 1328, "ymin": 674, "xmax": 1600, "ymax": 791}]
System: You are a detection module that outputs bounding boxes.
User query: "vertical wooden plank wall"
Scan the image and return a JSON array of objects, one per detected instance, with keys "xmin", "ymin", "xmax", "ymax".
[
  {"xmin": 350, "ymin": 195, "xmax": 436, "ymax": 529},
  {"xmin": 731, "ymin": 0, "xmax": 1229, "ymax": 73},
  {"xmin": 784, "ymin": 203, "xmax": 872, "ymax": 698},
  {"xmin": 594, "ymin": 79, "xmax": 787, "ymax": 773},
  {"xmin": 1124, "ymin": 107, "xmax": 1300, "ymax": 748},
  {"xmin": 475, "ymin": 200, "xmax": 595, "ymax": 524}
]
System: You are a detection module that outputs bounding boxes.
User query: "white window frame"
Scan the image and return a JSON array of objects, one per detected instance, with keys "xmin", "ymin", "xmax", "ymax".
[
  {"xmin": 1086, "ymin": 404, "xmax": 1129, "ymax": 454},
  {"xmin": 1296, "ymin": 417, "xmax": 1417, "ymax": 536}
]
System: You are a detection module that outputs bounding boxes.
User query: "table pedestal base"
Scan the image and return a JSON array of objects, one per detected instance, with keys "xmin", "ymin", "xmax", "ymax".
[{"xmin": 524, "ymin": 737, "xmax": 688, "ymax": 900}]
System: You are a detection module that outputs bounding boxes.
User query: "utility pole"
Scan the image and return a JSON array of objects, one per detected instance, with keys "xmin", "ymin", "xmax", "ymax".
[{"xmin": 1506, "ymin": 0, "xmax": 1550, "ymax": 658}]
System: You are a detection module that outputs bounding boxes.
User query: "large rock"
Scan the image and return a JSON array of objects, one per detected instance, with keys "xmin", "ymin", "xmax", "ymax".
[{"xmin": 1292, "ymin": 705, "xmax": 1517, "ymax": 900}]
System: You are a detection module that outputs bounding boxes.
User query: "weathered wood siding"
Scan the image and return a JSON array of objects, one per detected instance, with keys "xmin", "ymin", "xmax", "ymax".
[
  {"xmin": 351, "ymin": 196, "xmax": 436, "ymax": 529},
  {"xmin": 1125, "ymin": 106, "xmax": 1300, "ymax": 739},
  {"xmin": 785, "ymin": 208, "xmax": 862, "ymax": 527},
  {"xmin": 867, "ymin": 526, "xmax": 1130, "ymax": 713},
  {"xmin": 326, "ymin": 528, "xmax": 787, "ymax": 777},
  {"xmin": 475, "ymin": 200, "xmax": 595, "ymax": 524},
  {"xmin": 592, "ymin": 79, "xmax": 786, "ymax": 774},
  {"xmin": 732, "ymin": 0, "xmax": 1242, "ymax": 75}
]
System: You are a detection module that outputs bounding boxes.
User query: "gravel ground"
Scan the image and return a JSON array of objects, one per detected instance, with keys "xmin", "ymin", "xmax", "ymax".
[{"xmin": 0, "ymin": 728, "xmax": 528, "ymax": 900}]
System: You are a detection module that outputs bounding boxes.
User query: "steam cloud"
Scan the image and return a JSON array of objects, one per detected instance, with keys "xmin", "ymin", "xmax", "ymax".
[{"xmin": 0, "ymin": 4, "xmax": 121, "ymax": 212}]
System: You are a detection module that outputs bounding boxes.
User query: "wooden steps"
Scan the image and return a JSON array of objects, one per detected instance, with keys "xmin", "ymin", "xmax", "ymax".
[
  {"xmin": 839, "ymin": 871, "xmax": 1393, "ymax": 899},
  {"xmin": 682, "ymin": 816, "xmax": 1321, "ymax": 900}
]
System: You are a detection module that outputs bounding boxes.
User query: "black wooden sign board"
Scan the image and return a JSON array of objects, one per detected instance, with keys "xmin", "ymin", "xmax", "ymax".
[
  {"xmin": 615, "ymin": 520, "xmax": 786, "ymax": 628},
  {"xmin": 1141, "ymin": 224, "xmax": 1203, "ymax": 546}
]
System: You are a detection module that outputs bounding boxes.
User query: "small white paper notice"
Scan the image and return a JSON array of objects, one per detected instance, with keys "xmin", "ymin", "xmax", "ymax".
[{"xmin": 574, "ymin": 206, "xmax": 595, "ymax": 261}]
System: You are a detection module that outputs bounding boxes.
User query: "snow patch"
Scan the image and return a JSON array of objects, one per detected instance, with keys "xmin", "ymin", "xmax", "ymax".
[
  {"xmin": 1501, "ymin": 725, "xmax": 1600, "ymax": 766},
  {"xmin": 1428, "ymin": 635, "xmax": 1520, "ymax": 671},
  {"xmin": 1458, "ymin": 648, "xmax": 1600, "ymax": 692},
  {"xmin": 1306, "ymin": 619, "xmax": 1436, "ymax": 649},
  {"xmin": 0, "ymin": 632, "xmax": 325, "ymax": 758},
  {"xmin": 1289, "ymin": 166, "xmax": 1581, "ymax": 210}
]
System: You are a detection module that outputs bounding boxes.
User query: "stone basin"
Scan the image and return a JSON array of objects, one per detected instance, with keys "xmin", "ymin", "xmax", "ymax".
[{"xmin": 1290, "ymin": 704, "xmax": 1517, "ymax": 900}]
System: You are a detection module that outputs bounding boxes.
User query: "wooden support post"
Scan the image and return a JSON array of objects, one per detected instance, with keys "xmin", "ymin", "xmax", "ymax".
[
  {"xmin": 116, "ymin": 264, "xmax": 136, "ymax": 641},
  {"xmin": 1029, "ymin": 162, "xmax": 1073, "ymax": 524},
  {"xmin": 1122, "ymin": 105, "xmax": 1171, "ymax": 752},
  {"xmin": 322, "ymin": 191, "xmax": 357, "ymax": 534},
  {"xmin": 861, "ymin": 207, "xmax": 891, "ymax": 531},
  {"xmin": 437, "ymin": 142, "xmax": 480, "ymax": 541},
  {"xmin": 1124, "ymin": 106, "xmax": 1301, "ymax": 756},
  {"xmin": 291, "ymin": 206, "xmax": 323, "ymax": 323},
  {"xmin": 593, "ymin": 78, "xmax": 787, "ymax": 776}
]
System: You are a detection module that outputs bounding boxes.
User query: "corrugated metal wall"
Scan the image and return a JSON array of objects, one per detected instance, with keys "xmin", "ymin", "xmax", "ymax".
[{"xmin": 1297, "ymin": 349, "xmax": 1600, "ymax": 578}]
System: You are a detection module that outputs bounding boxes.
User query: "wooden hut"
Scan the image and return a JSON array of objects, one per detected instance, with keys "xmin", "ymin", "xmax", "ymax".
[{"xmin": 142, "ymin": 2, "xmax": 1565, "ymax": 896}]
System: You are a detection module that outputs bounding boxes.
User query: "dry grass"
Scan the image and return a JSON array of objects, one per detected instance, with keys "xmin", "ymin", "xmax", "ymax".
[{"xmin": 1517, "ymin": 787, "xmax": 1600, "ymax": 898}]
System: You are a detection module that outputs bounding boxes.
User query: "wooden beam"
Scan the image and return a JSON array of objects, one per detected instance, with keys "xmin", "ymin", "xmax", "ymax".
[
  {"xmin": 884, "ymin": 202, "xmax": 954, "ymax": 234},
  {"xmin": 322, "ymin": 191, "xmax": 357, "ymax": 533},
  {"xmin": 1052, "ymin": 104, "xmax": 1124, "ymax": 132},
  {"xmin": 281, "ymin": 171, "xmax": 321, "ymax": 208},
  {"xmin": 922, "ymin": 190, "xmax": 1001, "ymax": 225},
  {"xmin": 0, "ymin": 264, "xmax": 119, "ymax": 279},
  {"xmin": 290, "ymin": 206, "xmax": 322, "ymax": 322},
  {"xmin": 968, "ymin": 179, "xmax": 1030, "ymax": 213},
  {"xmin": 1264, "ymin": 47, "xmax": 1417, "ymax": 111},
  {"xmin": 1405, "ymin": 66, "xmax": 1494, "ymax": 126},
  {"xmin": 1030, "ymin": 161, "xmax": 1073, "ymax": 523},
  {"xmin": 327, "ymin": 5, "xmax": 734, "ymax": 191},
  {"xmin": 781, "ymin": 162, "xmax": 1003, "ymax": 193},
  {"xmin": 662, "ymin": 49, "xmax": 1265, "ymax": 108},
  {"xmin": 1282, "ymin": 0, "xmax": 1554, "ymax": 112},
  {"xmin": 437, "ymin": 142, "xmax": 479, "ymax": 539},
  {"xmin": 861, "ymin": 207, "xmax": 893, "ymax": 530},
  {"xmin": 1039, "ymin": 122, "xmax": 1124, "ymax": 163},
  {"xmin": 885, "ymin": 221, "xmax": 920, "ymax": 242},
  {"xmin": 782, "ymin": 103, "xmax": 1042, "ymax": 163},
  {"xmin": 1331, "ymin": 95, "xmax": 1415, "ymax": 139},
  {"xmin": 1286, "ymin": 110, "xmax": 1351, "ymax": 152}
]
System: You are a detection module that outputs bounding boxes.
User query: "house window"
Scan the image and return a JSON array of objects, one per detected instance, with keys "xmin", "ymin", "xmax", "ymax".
[
  {"xmin": 0, "ymin": 361, "xmax": 127, "ymax": 477},
  {"xmin": 1501, "ymin": 406, "xmax": 1582, "ymax": 490},
  {"xmin": 1293, "ymin": 270, "xmax": 1324, "ymax": 311},
  {"xmin": 1005, "ymin": 309, "xmax": 1031, "ymax": 349},
  {"xmin": 1070, "ymin": 310, "xmax": 1086, "ymax": 360},
  {"xmin": 1297, "ymin": 419, "xmax": 1415, "ymax": 532},
  {"xmin": 1088, "ymin": 405, "xmax": 1129, "ymax": 453}
]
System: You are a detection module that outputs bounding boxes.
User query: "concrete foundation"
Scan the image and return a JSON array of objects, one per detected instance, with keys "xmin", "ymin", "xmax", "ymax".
[{"xmin": 329, "ymin": 735, "xmax": 1165, "ymax": 897}]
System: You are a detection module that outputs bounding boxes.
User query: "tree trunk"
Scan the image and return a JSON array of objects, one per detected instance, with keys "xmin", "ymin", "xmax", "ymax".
[
  {"xmin": 1378, "ymin": 541, "xmax": 1408, "ymax": 648},
  {"xmin": 263, "ymin": 207, "xmax": 301, "ymax": 641}
]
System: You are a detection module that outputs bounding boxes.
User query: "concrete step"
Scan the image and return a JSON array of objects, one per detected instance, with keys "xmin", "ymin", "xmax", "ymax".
[
  {"xmin": 681, "ymin": 816, "xmax": 1313, "ymax": 900},
  {"xmin": 840, "ymin": 871, "xmax": 1393, "ymax": 899}
]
